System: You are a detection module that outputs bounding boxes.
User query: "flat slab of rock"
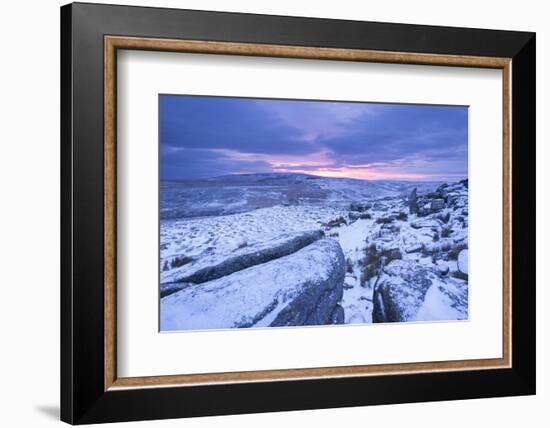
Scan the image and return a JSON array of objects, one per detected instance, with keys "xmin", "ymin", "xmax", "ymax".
[
  {"xmin": 161, "ymin": 230, "xmax": 324, "ymax": 287},
  {"xmin": 411, "ymin": 219, "xmax": 440, "ymax": 229},
  {"xmin": 160, "ymin": 282, "xmax": 192, "ymax": 298},
  {"xmin": 405, "ymin": 243, "xmax": 424, "ymax": 253},
  {"xmin": 160, "ymin": 238, "xmax": 345, "ymax": 331}
]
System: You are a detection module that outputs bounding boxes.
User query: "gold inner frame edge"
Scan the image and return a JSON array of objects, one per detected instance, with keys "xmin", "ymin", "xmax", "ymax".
[{"xmin": 104, "ymin": 36, "xmax": 512, "ymax": 391}]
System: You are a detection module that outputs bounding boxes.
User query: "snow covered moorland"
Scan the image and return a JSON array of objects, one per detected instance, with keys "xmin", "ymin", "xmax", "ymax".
[{"xmin": 159, "ymin": 173, "xmax": 469, "ymax": 331}]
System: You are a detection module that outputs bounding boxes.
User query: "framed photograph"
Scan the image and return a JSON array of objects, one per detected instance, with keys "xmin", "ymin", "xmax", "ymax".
[{"xmin": 61, "ymin": 2, "xmax": 536, "ymax": 424}]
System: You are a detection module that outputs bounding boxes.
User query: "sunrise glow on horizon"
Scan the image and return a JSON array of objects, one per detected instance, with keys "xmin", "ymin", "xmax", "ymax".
[{"xmin": 282, "ymin": 169, "xmax": 432, "ymax": 181}]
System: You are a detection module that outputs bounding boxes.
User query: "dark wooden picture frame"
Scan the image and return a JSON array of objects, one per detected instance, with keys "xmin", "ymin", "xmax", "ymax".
[{"xmin": 61, "ymin": 2, "xmax": 535, "ymax": 424}]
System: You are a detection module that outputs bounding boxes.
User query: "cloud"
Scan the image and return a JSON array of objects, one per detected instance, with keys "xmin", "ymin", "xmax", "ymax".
[
  {"xmin": 254, "ymin": 99, "xmax": 378, "ymax": 143},
  {"xmin": 160, "ymin": 96, "xmax": 319, "ymax": 156},
  {"xmin": 160, "ymin": 146, "xmax": 273, "ymax": 180},
  {"xmin": 160, "ymin": 95, "xmax": 468, "ymax": 181}
]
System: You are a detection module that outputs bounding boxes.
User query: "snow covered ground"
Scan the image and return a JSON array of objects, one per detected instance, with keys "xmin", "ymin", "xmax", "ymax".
[
  {"xmin": 160, "ymin": 173, "xmax": 440, "ymax": 219},
  {"xmin": 160, "ymin": 204, "xmax": 347, "ymax": 269},
  {"xmin": 160, "ymin": 173, "xmax": 468, "ymax": 331}
]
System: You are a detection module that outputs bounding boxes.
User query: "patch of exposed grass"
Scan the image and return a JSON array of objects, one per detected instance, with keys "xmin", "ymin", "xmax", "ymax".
[
  {"xmin": 376, "ymin": 217, "xmax": 394, "ymax": 225},
  {"xmin": 325, "ymin": 216, "xmax": 347, "ymax": 229},
  {"xmin": 440, "ymin": 226, "xmax": 452, "ymax": 238},
  {"xmin": 437, "ymin": 212, "xmax": 451, "ymax": 224},
  {"xmin": 170, "ymin": 255, "xmax": 193, "ymax": 269},
  {"xmin": 346, "ymin": 258, "xmax": 353, "ymax": 274},
  {"xmin": 396, "ymin": 212, "xmax": 408, "ymax": 221}
]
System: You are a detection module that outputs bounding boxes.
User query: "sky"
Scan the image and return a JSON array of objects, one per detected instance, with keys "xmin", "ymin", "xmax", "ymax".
[{"xmin": 159, "ymin": 95, "xmax": 468, "ymax": 181}]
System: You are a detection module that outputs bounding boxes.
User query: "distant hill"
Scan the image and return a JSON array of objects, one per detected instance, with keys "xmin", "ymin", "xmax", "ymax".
[{"xmin": 160, "ymin": 173, "xmax": 447, "ymax": 220}]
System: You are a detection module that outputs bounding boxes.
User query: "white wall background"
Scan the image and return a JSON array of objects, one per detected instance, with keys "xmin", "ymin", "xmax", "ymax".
[{"xmin": 0, "ymin": 0, "xmax": 546, "ymax": 426}]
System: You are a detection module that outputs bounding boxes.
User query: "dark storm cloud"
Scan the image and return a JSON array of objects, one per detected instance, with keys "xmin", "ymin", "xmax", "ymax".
[{"xmin": 160, "ymin": 96, "xmax": 318, "ymax": 156}]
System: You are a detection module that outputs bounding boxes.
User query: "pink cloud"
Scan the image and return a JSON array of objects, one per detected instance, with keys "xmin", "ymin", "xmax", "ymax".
[{"xmin": 275, "ymin": 166, "xmax": 431, "ymax": 181}]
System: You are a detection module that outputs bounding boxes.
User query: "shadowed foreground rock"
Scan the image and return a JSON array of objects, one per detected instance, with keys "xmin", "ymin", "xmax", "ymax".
[
  {"xmin": 161, "ymin": 230, "xmax": 324, "ymax": 293},
  {"xmin": 372, "ymin": 259, "xmax": 468, "ymax": 323},
  {"xmin": 161, "ymin": 238, "xmax": 345, "ymax": 331}
]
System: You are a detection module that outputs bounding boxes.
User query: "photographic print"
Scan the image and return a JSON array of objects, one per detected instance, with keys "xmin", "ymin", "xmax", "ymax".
[{"xmin": 159, "ymin": 95, "xmax": 469, "ymax": 332}]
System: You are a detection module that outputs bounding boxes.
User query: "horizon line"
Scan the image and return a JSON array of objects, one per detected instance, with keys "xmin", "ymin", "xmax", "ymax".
[{"xmin": 160, "ymin": 172, "xmax": 467, "ymax": 183}]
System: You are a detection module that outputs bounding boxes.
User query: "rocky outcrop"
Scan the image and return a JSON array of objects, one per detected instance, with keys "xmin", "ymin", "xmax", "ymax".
[
  {"xmin": 430, "ymin": 199, "xmax": 445, "ymax": 211},
  {"xmin": 160, "ymin": 238, "xmax": 346, "ymax": 331},
  {"xmin": 372, "ymin": 260, "xmax": 432, "ymax": 323},
  {"xmin": 372, "ymin": 259, "xmax": 468, "ymax": 323},
  {"xmin": 413, "ymin": 181, "xmax": 469, "ymax": 217},
  {"xmin": 408, "ymin": 188, "xmax": 418, "ymax": 214},
  {"xmin": 161, "ymin": 230, "xmax": 324, "ymax": 289},
  {"xmin": 350, "ymin": 202, "xmax": 371, "ymax": 212},
  {"xmin": 349, "ymin": 211, "xmax": 372, "ymax": 221}
]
